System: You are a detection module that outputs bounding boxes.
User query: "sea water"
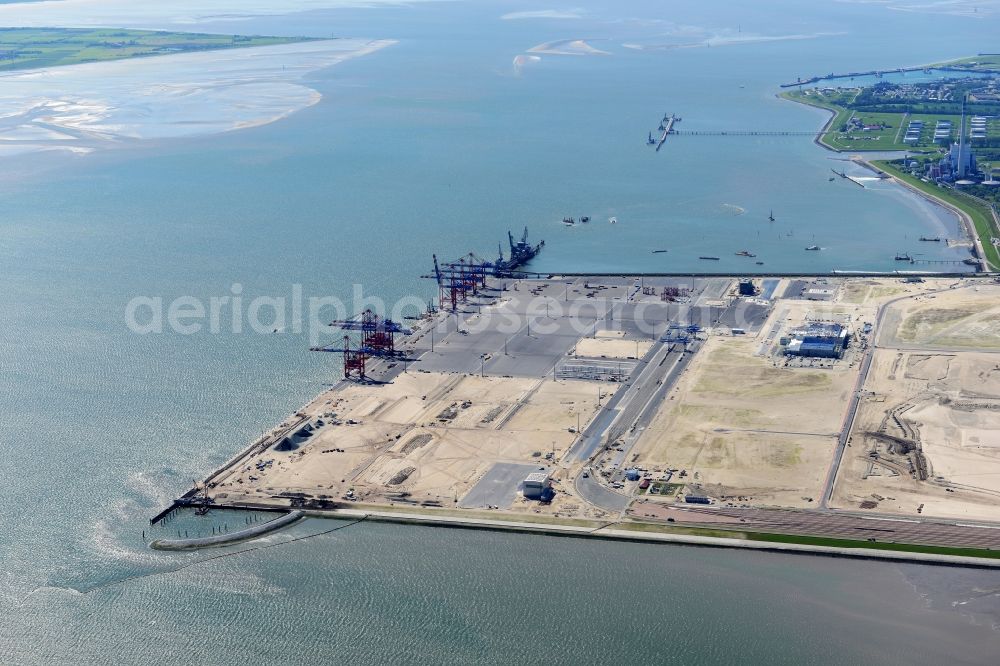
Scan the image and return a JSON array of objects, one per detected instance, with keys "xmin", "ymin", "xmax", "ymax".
[{"xmin": 1, "ymin": 1, "xmax": 998, "ymax": 663}]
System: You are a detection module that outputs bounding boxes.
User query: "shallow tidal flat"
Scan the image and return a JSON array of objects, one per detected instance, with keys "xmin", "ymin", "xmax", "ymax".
[{"xmin": 0, "ymin": 38, "xmax": 394, "ymax": 155}]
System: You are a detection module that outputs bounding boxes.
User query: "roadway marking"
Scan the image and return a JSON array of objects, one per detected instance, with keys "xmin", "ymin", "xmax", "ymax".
[{"xmin": 955, "ymin": 523, "xmax": 1000, "ymax": 530}]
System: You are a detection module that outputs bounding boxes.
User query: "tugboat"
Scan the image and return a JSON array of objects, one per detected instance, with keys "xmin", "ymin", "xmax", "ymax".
[
  {"xmin": 580, "ymin": 216, "xmax": 590, "ymax": 223},
  {"xmin": 805, "ymin": 245, "xmax": 820, "ymax": 251},
  {"xmin": 563, "ymin": 217, "xmax": 575, "ymax": 226},
  {"xmin": 735, "ymin": 250, "xmax": 756, "ymax": 258}
]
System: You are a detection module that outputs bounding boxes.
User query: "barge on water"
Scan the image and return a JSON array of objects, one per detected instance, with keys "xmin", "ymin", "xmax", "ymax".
[
  {"xmin": 499, "ymin": 227, "xmax": 544, "ymax": 273},
  {"xmin": 428, "ymin": 227, "xmax": 545, "ymax": 291}
]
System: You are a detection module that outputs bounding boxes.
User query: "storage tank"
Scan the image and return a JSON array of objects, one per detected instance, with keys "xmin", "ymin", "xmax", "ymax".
[{"xmin": 625, "ymin": 468, "xmax": 641, "ymax": 482}]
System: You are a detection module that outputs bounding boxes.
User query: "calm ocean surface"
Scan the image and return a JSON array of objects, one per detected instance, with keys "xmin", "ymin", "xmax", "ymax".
[{"xmin": 1, "ymin": 1, "xmax": 998, "ymax": 663}]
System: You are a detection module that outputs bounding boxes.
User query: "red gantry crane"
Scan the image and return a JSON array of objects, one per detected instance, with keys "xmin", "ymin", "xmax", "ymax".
[{"xmin": 310, "ymin": 309, "xmax": 412, "ymax": 379}]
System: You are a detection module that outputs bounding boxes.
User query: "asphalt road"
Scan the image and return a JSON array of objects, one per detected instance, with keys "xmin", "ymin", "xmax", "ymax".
[
  {"xmin": 568, "ymin": 341, "xmax": 698, "ymax": 511},
  {"xmin": 566, "ymin": 338, "xmax": 680, "ymax": 463},
  {"xmin": 574, "ymin": 473, "xmax": 630, "ymax": 513},
  {"xmin": 459, "ymin": 462, "xmax": 544, "ymax": 509},
  {"xmin": 648, "ymin": 505, "xmax": 1000, "ymax": 551}
]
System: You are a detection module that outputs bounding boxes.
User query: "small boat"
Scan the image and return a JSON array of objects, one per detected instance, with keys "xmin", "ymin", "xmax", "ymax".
[
  {"xmin": 828, "ymin": 176, "xmax": 836, "ymax": 181},
  {"xmin": 735, "ymin": 250, "xmax": 756, "ymax": 257},
  {"xmin": 609, "ymin": 217, "xmax": 617, "ymax": 224},
  {"xmin": 768, "ymin": 210, "xmax": 775, "ymax": 222},
  {"xmin": 580, "ymin": 216, "xmax": 590, "ymax": 223},
  {"xmin": 647, "ymin": 132, "xmax": 655, "ymax": 145},
  {"xmin": 919, "ymin": 236, "xmax": 941, "ymax": 242},
  {"xmin": 652, "ymin": 249, "xmax": 668, "ymax": 254},
  {"xmin": 755, "ymin": 261, "xmax": 764, "ymax": 265},
  {"xmin": 964, "ymin": 258, "xmax": 980, "ymax": 266},
  {"xmin": 699, "ymin": 256, "xmax": 721, "ymax": 261},
  {"xmin": 563, "ymin": 217, "xmax": 575, "ymax": 226},
  {"xmin": 805, "ymin": 245, "xmax": 820, "ymax": 251}
]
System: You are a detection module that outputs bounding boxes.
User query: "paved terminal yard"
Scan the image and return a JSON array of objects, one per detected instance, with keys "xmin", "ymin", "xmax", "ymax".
[{"xmin": 185, "ymin": 274, "xmax": 1000, "ymax": 554}]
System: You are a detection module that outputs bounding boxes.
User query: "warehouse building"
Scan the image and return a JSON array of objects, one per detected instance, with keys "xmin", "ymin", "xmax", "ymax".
[
  {"xmin": 783, "ymin": 322, "xmax": 850, "ymax": 359},
  {"xmin": 522, "ymin": 472, "xmax": 553, "ymax": 500}
]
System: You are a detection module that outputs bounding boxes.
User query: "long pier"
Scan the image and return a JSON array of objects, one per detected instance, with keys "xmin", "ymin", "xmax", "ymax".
[
  {"xmin": 655, "ymin": 114, "xmax": 677, "ymax": 151},
  {"xmin": 672, "ymin": 129, "xmax": 828, "ymax": 136},
  {"xmin": 781, "ymin": 64, "xmax": 1000, "ymax": 88}
]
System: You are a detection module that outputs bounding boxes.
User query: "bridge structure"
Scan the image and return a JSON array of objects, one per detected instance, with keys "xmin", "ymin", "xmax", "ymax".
[{"xmin": 670, "ymin": 129, "xmax": 835, "ymax": 136}]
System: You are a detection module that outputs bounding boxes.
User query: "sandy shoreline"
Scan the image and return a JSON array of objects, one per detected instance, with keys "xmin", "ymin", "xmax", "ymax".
[
  {"xmin": 861, "ymin": 159, "xmax": 990, "ymax": 268},
  {"xmin": 0, "ymin": 38, "xmax": 396, "ymax": 155},
  {"xmin": 779, "ymin": 93, "xmax": 991, "ymax": 270}
]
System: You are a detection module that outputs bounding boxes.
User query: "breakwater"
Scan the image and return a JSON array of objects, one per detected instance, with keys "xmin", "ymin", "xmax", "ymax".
[{"xmin": 150, "ymin": 510, "xmax": 304, "ymax": 550}]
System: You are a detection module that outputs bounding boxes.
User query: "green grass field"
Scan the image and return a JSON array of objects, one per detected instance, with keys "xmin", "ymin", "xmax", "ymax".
[
  {"xmin": 782, "ymin": 89, "xmax": 1000, "ymax": 152},
  {"xmin": 0, "ymin": 27, "xmax": 316, "ymax": 72}
]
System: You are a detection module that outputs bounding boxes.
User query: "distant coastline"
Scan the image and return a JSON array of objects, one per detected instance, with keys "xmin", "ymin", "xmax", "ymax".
[
  {"xmin": 0, "ymin": 27, "xmax": 318, "ymax": 73},
  {"xmin": 778, "ymin": 77, "xmax": 999, "ymax": 271}
]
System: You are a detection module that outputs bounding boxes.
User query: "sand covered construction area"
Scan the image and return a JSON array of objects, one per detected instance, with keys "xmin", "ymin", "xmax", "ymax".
[
  {"xmin": 631, "ymin": 334, "xmax": 854, "ymax": 507},
  {"xmin": 198, "ymin": 275, "xmax": 1000, "ymax": 532},
  {"xmin": 211, "ymin": 370, "xmax": 615, "ymax": 513},
  {"xmin": 573, "ymin": 336, "xmax": 651, "ymax": 360},
  {"xmin": 880, "ymin": 286, "xmax": 1000, "ymax": 350},
  {"xmin": 833, "ymin": 283, "xmax": 1000, "ymax": 520}
]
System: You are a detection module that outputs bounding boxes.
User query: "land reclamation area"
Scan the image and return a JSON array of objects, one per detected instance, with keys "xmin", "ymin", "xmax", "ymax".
[
  {"xmin": 160, "ymin": 274, "xmax": 1000, "ymax": 565},
  {"xmin": 0, "ymin": 27, "xmax": 314, "ymax": 72}
]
